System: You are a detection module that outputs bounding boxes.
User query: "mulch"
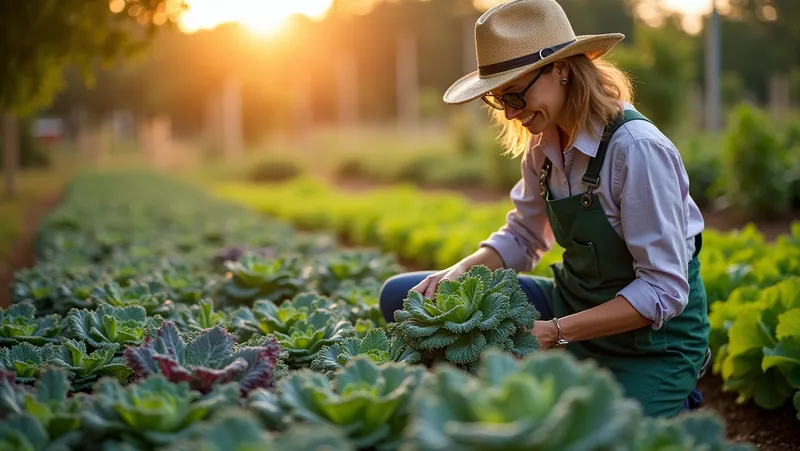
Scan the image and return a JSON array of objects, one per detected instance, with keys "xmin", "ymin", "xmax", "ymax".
[{"xmin": 698, "ymin": 375, "xmax": 800, "ymax": 450}]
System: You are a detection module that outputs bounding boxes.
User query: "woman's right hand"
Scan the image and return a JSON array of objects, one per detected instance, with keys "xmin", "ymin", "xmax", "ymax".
[{"xmin": 411, "ymin": 262, "xmax": 469, "ymax": 299}]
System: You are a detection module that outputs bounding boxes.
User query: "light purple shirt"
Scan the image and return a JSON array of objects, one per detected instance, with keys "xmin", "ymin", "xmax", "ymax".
[{"xmin": 480, "ymin": 103, "xmax": 704, "ymax": 330}]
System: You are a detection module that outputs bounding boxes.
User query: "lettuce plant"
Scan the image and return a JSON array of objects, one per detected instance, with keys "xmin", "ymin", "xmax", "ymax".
[
  {"xmin": 221, "ymin": 254, "xmax": 308, "ymax": 306},
  {"xmin": 0, "ymin": 303, "xmax": 64, "ymax": 346},
  {"xmin": 331, "ymin": 280, "xmax": 386, "ymax": 331},
  {"xmin": 714, "ymin": 277, "xmax": 800, "ymax": 411},
  {"xmin": 166, "ymin": 299, "xmax": 228, "ymax": 334},
  {"xmin": 271, "ymin": 310, "xmax": 355, "ymax": 369},
  {"xmin": 634, "ymin": 411, "xmax": 756, "ymax": 451},
  {"xmin": 124, "ymin": 321, "xmax": 281, "ymax": 395},
  {"xmin": 249, "ymin": 357, "xmax": 423, "ymax": 450},
  {"xmin": 0, "ymin": 343, "xmax": 57, "ymax": 383},
  {"xmin": 390, "ymin": 265, "xmax": 539, "ymax": 371},
  {"xmin": 152, "ymin": 266, "xmax": 220, "ymax": 304},
  {"xmin": 0, "ymin": 367, "xmax": 86, "ymax": 450},
  {"xmin": 82, "ymin": 375, "xmax": 239, "ymax": 448},
  {"xmin": 230, "ymin": 292, "xmax": 332, "ymax": 342},
  {"xmin": 91, "ymin": 282, "xmax": 169, "ymax": 316},
  {"xmin": 161, "ymin": 408, "xmax": 275, "ymax": 451},
  {"xmin": 49, "ymin": 340, "xmax": 132, "ymax": 390},
  {"xmin": 313, "ymin": 250, "xmax": 402, "ymax": 296},
  {"xmin": 311, "ymin": 328, "xmax": 420, "ymax": 375},
  {"xmin": 67, "ymin": 305, "xmax": 160, "ymax": 351},
  {"xmin": 404, "ymin": 349, "xmax": 642, "ymax": 450}
]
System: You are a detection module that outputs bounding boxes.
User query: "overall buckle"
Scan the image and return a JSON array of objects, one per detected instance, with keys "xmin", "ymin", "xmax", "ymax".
[{"xmin": 580, "ymin": 176, "xmax": 599, "ymax": 207}]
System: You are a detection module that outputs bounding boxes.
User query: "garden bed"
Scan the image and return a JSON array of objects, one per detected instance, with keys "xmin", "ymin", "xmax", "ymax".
[{"xmin": 1, "ymin": 170, "xmax": 796, "ymax": 450}]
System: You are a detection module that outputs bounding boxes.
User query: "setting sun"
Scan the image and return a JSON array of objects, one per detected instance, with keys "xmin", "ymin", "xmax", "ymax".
[{"xmin": 179, "ymin": 0, "xmax": 333, "ymax": 35}]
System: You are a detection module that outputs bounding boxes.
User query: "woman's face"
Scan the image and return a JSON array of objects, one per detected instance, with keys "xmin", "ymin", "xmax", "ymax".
[{"xmin": 490, "ymin": 61, "xmax": 569, "ymax": 134}]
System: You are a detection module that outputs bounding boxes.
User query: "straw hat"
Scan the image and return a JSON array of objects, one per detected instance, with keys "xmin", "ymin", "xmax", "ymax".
[{"xmin": 443, "ymin": 0, "xmax": 625, "ymax": 105}]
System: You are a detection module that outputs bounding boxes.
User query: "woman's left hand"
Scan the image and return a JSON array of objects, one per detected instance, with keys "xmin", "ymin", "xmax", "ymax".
[{"xmin": 532, "ymin": 320, "xmax": 557, "ymax": 351}]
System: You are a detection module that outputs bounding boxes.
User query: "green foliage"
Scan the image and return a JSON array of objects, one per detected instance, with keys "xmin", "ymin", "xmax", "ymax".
[
  {"xmin": 222, "ymin": 254, "xmax": 309, "ymax": 306},
  {"xmin": 310, "ymin": 328, "xmax": 421, "ymax": 375},
  {"xmin": 404, "ymin": 349, "xmax": 751, "ymax": 451},
  {"xmin": 82, "ymin": 375, "xmax": 239, "ymax": 448},
  {"xmin": 716, "ymin": 104, "xmax": 794, "ymax": 218},
  {"xmin": 67, "ymin": 305, "xmax": 159, "ymax": 350},
  {"xmin": 709, "ymin": 277, "xmax": 800, "ymax": 416},
  {"xmin": 0, "ymin": 343, "xmax": 57, "ymax": 383},
  {"xmin": 230, "ymin": 292, "xmax": 332, "ymax": 343},
  {"xmin": 0, "ymin": 0, "xmax": 185, "ymax": 116},
  {"xmin": 249, "ymin": 357, "xmax": 424, "ymax": 450},
  {"xmin": 390, "ymin": 266, "xmax": 540, "ymax": 371},
  {"xmin": 0, "ymin": 170, "xmax": 757, "ymax": 449},
  {"xmin": 166, "ymin": 299, "xmax": 228, "ymax": 333},
  {"xmin": 49, "ymin": 340, "xmax": 131, "ymax": 390},
  {"xmin": 124, "ymin": 321, "xmax": 282, "ymax": 396},
  {"xmin": 0, "ymin": 303, "xmax": 64, "ymax": 347},
  {"xmin": 0, "ymin": 367, "xmax": 86, "ymax": 450},
  {"xmin": 608, "ymin": 21, "xmax": 696, "ymax": 132},
  {"xmin": 213, "ymin": 177, "xmax": 566, "ymax": 274},
  {"xmin": 271, "ymin": 309, "xmax": 355, "ymax": 370}
]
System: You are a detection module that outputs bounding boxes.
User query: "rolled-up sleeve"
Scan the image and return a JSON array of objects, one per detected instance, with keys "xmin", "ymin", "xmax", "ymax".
[
  {"xmin": 479, "ymin": 149, "xmax": 554, "ymax": 273},
  {"xmin": 615, "ymin": 139, "xmax": 691, "ymax": 330}
]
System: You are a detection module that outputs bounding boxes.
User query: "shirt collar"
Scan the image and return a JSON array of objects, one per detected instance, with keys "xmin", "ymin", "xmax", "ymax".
[{"xmin": 532, "ymin": 111, "xmax": 612, "ymax": 159}]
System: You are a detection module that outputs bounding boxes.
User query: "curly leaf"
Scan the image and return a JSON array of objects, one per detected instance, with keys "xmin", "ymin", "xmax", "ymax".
[{"xmin": 392, "ymin": 266, "xmax": 539, "ymax": 369}]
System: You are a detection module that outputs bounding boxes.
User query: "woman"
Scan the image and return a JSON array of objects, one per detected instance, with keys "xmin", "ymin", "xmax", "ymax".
[{"xmin": 378, "ymin": 0, "xmax": 710, "ymax": 418}]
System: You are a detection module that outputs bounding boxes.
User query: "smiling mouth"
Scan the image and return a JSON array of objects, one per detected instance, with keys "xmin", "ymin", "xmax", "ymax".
[{"xmin": 520, "ymin": 112, "xmax": 538, "ymax": 127}]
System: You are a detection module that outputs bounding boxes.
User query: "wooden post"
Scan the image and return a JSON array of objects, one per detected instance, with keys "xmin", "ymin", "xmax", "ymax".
[
  {"xmin": 396, "ymin": 30, "xmax": 419, "ymax": 130},
  {"xmin": 2, "ymin": 113, "xmax": 19, "ymax": 199},
  {"xmin": 768, "ymin": 73, "xmax": 790, "ymax": 118},
  {"xmin": 221, "ymin": 77, "xmax": 243, "ymax": 163},
  {"xmin": 337, "ymin": 52, "xmax": 359, "ymax": 130}
]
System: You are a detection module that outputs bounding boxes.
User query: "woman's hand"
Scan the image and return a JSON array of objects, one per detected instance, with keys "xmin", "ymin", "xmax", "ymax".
[
  {"xmin": 532, "ymin": 320, "xmax": 558, "ymax": 351},
  {"xmin": 411, "ymin": 247, "xmax": 506, "ymax": 299},
  {"xmin": 411, "ymin": 262, "xmax": 469, "ymax": 299}
]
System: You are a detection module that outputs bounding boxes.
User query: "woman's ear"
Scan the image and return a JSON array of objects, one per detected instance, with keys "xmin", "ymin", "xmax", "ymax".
[{"xmin": 553, "ymin": 60, "xmax": 569, "ymax": 77}]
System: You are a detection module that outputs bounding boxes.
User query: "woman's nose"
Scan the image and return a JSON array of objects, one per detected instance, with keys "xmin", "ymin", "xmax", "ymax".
[{"xmin": 504, "ymin": 106, "xmax": 523, "ymax": 121}]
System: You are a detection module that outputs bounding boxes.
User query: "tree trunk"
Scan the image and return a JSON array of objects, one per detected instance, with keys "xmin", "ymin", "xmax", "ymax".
[{"xmin": 2, "ymin": 112, "xmax": 19, "ymax": 199}]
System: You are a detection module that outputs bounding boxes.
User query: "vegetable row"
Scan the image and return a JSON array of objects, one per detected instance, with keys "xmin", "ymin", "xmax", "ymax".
[
  {"xmin": 3, "ymin": 171, "xmax": 752, "ymax": 450},
  {"xmin": 212, "ymin": 176, "xmax": 800, "ymax": 420}
]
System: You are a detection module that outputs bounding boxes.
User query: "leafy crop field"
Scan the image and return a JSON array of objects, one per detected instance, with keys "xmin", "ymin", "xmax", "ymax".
[
  {"xmin": 0, "ymin": 171, "xmax": 787, "ymax": 450},
  {"xmin": 212, "ymin": 178, "xmax": 800, "ymax": 425}
]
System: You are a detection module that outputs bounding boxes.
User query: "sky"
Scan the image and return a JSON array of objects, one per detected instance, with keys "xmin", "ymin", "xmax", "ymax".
[{"xmin": 177, "ymin": 0, "xmax": 727, "ymax": 36}]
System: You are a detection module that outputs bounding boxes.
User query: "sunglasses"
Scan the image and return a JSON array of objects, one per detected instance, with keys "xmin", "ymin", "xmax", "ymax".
[{"xmin": 481, "ymin": 64, "xmax": 550, "ymax": 111}]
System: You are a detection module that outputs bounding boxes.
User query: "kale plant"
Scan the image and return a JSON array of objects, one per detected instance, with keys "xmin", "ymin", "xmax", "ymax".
[
  {"xmin": 270, "ymin": 309, "xmax": 355, "ymax": 369},
  {"xmin": 404, "ymin": 349, "xmax": 641, "ymax": 450},
  {"xmin": 81, "ymin": 375, "xmax": 239, "ymax": 448},
  {"xmin": 310, "ymin": 328, "xmax": 420, "ymax": 375},
  {"xmin": 230, "ymin": 292, "xmax": 332, "ymax": 342},
  {"xmin": 0, "ymin": 367, "xmax": 86, "ymax": 450},
  {"xmin": 124, "ymin": 321, "xmax": 281, "ymax": 395},
  {"xmin": 221, "ymin": 254, "xmax": 308, "ymax": 306},
  {"xmin": 67, "ymin": 305, "xmax": 161, "ymax": 351},
  {"xmin": 390, "ymin": 265, "xmax": 540, "ymax": 371},
  {"xmin": 249, "ymin": 357, "xmax": 423, "ymax": 450},
  {"xmin": 0, "ymin": 303, "xmax": 64, "ymax": 346}
]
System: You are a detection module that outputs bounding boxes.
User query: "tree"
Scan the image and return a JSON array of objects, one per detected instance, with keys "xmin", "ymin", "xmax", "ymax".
[{"xmin": 0, "ymin": 0, "xmax": 186, "ymax": 198}]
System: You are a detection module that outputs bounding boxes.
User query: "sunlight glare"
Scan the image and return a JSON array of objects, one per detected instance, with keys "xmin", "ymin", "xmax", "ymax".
[{"xmin": 180, "ymin": 0, "xmax": 332, "ymax": 35}]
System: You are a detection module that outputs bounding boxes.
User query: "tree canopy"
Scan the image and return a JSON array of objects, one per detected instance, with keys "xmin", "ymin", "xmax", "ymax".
[{"xmin": 0, "ymin": 0, "xmax": 185, "ymax": 116}]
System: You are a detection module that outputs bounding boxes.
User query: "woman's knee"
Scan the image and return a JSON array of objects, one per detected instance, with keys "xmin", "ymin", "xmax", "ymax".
[{"xmin": 378, "ymin": 271, "xmax": 434, "ymax": 323}]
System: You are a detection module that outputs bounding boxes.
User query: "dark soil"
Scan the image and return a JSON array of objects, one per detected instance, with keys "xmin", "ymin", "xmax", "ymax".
[
  {"xmin": 0, "ymin": 192, "xmax": 62, "ymax": 308},
  {"xmin": 698, "ymin": 374, "xmax": 800, "ymax": 450}
]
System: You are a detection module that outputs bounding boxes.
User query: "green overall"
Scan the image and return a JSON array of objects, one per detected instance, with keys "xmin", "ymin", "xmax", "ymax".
[{"xmin": 535, "ymin": 109, "xmax": 710, "ymax": 417}]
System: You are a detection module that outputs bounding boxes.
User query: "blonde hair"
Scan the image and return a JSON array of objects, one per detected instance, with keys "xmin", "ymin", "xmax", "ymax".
[{"xmin": 488, "ymin": 54, "xmax": 634, "ymax": 158}]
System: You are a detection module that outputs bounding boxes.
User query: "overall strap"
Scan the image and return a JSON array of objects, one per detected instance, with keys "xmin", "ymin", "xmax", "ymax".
[{"xmin": 580, "ymin": 109, "xmax": 652, "ymax": 207}]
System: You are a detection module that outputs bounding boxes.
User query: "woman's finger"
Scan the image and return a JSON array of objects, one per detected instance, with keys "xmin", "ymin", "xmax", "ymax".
[
  {"xmin": 424, "ymin": 275, "xmax": 440, "ymax": 299},
  {"xmin": 411, "ymin": 277, "xmax": 430, "ymax": 294}
]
